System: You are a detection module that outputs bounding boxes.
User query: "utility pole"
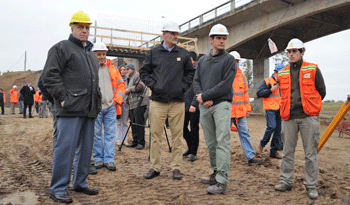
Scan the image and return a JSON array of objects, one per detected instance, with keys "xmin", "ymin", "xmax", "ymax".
[{"xmin": 24, "ymin": 51, "xmax": 27, "ymax": 71}]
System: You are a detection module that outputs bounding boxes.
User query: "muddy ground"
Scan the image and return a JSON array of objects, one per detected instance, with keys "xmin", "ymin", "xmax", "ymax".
[{"xmin": 0, "ymin": 107, "xmax": 349, "ymax": 205}]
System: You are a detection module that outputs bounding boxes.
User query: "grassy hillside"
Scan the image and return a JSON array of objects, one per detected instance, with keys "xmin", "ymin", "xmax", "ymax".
[{"xmin": 0, "ymin": 70, "xmax": 42, "ymax": 106}]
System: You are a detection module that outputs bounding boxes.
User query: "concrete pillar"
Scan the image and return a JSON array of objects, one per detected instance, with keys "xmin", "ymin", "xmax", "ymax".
[
  {"xmin": 230, "ymin": 0, "xmax": 235, "ymax": 11},
  {"xmin": 252, "ymin": 58, "xmax": 269, "ymax": 113},
  {"xmin": 135, "ymin": 58, "xmax": 144, "ymax": 72}
]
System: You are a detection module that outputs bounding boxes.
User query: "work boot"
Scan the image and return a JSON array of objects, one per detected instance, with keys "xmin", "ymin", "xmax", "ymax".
[
  {"xmin": 95, "ymin": 161, "xmax": 104, "ymax": 169},
  {"xmin": 256, "ymin": 144, "xmax": 263, "ymax": 153},
  {"xmin": 173, "ymin": 169, "xmax": 182, "ymax": 180},
  {"xmin": 274, "ymin": 183, "xmax": 292, "ymax": 192},
  {"xmin": 135, "ymin": 144, "xmax": 145, "ymax": 150},
  {"xmin": 188, "ymin": 154, "xmax": 197, "ymax": 162},
  {"xmin": 206, "ymin": 183, "xmax": 227, "ymax": 194},
  {"xmin": 270, "ymin": 152, "xmax": 282, "ymax": 159},
  {"xmin": 248, "ymin": 157, "xmax": 262, "ymax": 165},
  {"xmin": 200, "ymin": 170, "xmax": 217, "ymax": 185},
  {"xmin": 89, "ymin": 166, "xmax": 97, "ymax": 175},
  {"xmin": 182, "ymin": 149, "xmax": 190, "ymax": 157},
  {"xmin": 307, "ymin": 188, "xmax": 318, "ymax": 199},
  {"xmin": 104, "ymin": 162, "xmax": 116, "ymax": 171}
]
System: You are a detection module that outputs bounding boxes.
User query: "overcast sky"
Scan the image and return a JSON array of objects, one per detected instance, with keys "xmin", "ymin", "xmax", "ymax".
[{"xmin": 1, "ymin": 0, "xmax": 349, "ymax": 101}]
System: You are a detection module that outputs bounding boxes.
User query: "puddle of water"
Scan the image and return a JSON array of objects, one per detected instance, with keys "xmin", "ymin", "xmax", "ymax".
[{"xmin": 0, "ymin": 191, "xmax": 38, "ymax": 205}]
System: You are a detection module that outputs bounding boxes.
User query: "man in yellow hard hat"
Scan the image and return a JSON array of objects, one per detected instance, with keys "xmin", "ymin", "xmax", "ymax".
[{"xmin": 42, "ymin": 11, "xmax": 101, "ymax": 203}]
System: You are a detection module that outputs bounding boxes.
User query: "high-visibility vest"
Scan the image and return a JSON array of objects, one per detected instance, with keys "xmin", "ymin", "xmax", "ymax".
[
  {"xmin": 278, "ymin": 62, "xmax": 322, "ymax": 120},
  {"xmin": 10, "ymin": 89, "xmax": 19, "ymax": 103},
  {"xmin": 262, "ymin": 77, "xmax": 281, "ymax": 110},
  {"xmin": 34, "ymin": 90, "xmax": 42, "ymax": 103},
  {"xmin": 106, "ymin": 59, "xmax": 125, "ymax": 116},
  {"xmin": 231, "ymin": 67, "xmax": 251, "ymax": 118}
]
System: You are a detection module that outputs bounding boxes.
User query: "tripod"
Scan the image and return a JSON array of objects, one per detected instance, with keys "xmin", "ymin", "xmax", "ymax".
[{"xmin": 118, "ymin": 83, "xmax": 172, "ymax": 153}]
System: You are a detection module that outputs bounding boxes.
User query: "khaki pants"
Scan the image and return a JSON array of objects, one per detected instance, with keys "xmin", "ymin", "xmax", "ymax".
[
  {"xmin": 280, "ymin": 116, "xmax": 320, "ymax": 188},
  {"xmin": 10, "ymin": 103, "xmax": 17, "ymax": 114},
  {"xmin": 149, "ymin": 100, "xmax": 184, "ymax": 172}
]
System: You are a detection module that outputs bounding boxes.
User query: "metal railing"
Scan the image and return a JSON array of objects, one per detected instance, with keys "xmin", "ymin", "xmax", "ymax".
[
  {"xmin": 179, "ymin": 0, "xmax": 253, "ymax": 32},
  {"xmin": 90, "ymin": 26, "xmax": 198, "ymax": 54}
]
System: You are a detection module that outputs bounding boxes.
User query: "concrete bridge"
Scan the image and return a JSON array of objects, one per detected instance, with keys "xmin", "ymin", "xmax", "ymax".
[{"xmin": 180, "ymin": 0, "xmax": 350, "ymax": 112}]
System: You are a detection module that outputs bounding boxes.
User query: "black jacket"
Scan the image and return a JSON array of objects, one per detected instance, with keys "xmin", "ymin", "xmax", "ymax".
[
  {"xmin": 42, "ymin": 34, "xmax": 101, "ymax": 118},
  {"xmin": 140, "ymin": 43, "xmax": 195, "ymax": 102},
  {"xmin": 20, "ymin": 85, "xmax": 36, "ymax": 105}
]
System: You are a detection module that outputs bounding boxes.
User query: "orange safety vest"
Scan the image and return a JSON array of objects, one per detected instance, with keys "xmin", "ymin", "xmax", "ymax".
[
  {"xmin": 10, "ymin": 89, "xmax": 19, "ymax": 103},
  {"xmin": 278, "ymin": 62, "xmax": 322, "ymax": 120},
  {"xmin": 262, "ymin": 77, "xmax": 281, "ymax": 110},
  {"xmin": 34, "ymin": 90, "xmax": 42, "ymax": 103},
  {"xmin": 231, "ymin": 67, "xmax": 251, "ymax": 118},
  {"xmin": 106, "ymin": 59, "xmax": 125, "ymax": 116}
]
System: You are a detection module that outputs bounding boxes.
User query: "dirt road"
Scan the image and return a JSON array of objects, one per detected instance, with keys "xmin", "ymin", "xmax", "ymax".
[{"xmin": 0, "ymin": 107, "xmax": 349, "ymax": 204}]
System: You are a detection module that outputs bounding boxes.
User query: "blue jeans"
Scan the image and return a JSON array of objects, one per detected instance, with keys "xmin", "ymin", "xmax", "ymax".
[
  {"xmin": 260, "ymin": 109, "xmax": 281, "ymax": 154},
  {"xmin": 50, "ymin": 117, "xmax": 95, "ymax": 195},
  {"xmin": 231, "ymin": 117, "xmax": 256, "ymax": 161},
  {"xmin": 93, "ymin": 105, "xmax": 117, "ymax": 163}
]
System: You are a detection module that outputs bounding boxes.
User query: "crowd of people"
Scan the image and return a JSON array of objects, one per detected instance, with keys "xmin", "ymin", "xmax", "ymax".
[
  {"xmin": 0, "ymin": 83, "xmax": 50, "ymax": 118},
  {"xmin": 1, "ymin": 10, "xmax": 326, "ymax": 203}
]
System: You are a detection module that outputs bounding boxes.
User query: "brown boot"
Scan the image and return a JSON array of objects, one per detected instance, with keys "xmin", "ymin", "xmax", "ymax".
[
  {"xmin": 256, "ymin": 144, "xmax": 263, "ymax": 153},
  {"xmin": 270, "ymin": 152, "xmax": 282, "ymax": 159}
]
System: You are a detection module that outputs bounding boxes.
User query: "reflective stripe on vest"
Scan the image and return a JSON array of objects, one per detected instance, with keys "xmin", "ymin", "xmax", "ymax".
[
  {"xmin": 278, "ymin": 62, "xmax": 322, "ymax": 120},
  {"xmin": 262, "ymin": 77, "xmax": 280, "ymax": 110}
]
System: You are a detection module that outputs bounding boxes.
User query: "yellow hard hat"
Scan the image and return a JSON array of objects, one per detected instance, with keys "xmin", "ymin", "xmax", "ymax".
[{"xmin": 69, "ymin": 11, "xmax": 92, "ymax": 27}]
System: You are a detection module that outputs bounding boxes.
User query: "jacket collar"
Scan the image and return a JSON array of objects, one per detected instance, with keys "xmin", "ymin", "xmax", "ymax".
[
  {"xmin": 158, "ymin": 41, "xmax": 179, "ymax": 52},
  {"xmin": 69, "ymin": 34, "xmax": 93, "ymax": 50},
  {"xmin": 209, "ymin": 49, "xmax": 226, "ymax": 58},
  {"xmin": 290, "ymin": 59, "xmax": 303, "ymax": 70}
]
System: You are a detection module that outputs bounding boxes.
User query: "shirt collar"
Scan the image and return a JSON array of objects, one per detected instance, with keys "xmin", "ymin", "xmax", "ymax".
[{"xmin": 162, "ymin": 42, "xmax": 175, "ymax": 52}]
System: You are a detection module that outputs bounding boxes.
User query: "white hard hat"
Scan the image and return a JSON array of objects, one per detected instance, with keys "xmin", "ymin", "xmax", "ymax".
[
  {"xmin": 92, "ymin": 42, "xmax": 108, "ymax": 52},
  {"xmin": 161, "ymin": 20, "xmax": 180, "ymax": 33},
  {"xmin": 286, "ymin": 38, "xmax": 304, "ymax": 50},
  {"xmin": 13, "ymin": 85, "xmax": 17, "ymax": 88},
  {"xmin": 229, "ymin": 51, "xmax": 241, "ymax": 60},
  {"xmin": 209, "ymin": 24, "xmax": 229, "ymax": 36}
]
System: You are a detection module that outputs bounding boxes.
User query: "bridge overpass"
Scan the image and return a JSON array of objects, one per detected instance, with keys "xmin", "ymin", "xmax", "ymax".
[{"xmin": 180, "ymin": 0, "xmax": 350, "ymax": 112}]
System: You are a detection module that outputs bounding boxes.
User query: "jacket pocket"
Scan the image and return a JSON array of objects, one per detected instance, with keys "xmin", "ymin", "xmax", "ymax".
[{"xmin": 63, "ymin": 89, "xmax": 88, "ymax": 112}]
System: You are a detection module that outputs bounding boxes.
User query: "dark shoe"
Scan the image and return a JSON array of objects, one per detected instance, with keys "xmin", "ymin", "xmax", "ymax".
[
  {"xmin": 23, "ymin": 116, "xmax": 26, "ymax": 118},
  {"xmin": 104, "ymin": 162, "xmax": 116, "ymax": 171},
  {"xmin": 188, "ymin": 154, "xmax": 197, "ymax": 162},
  {"xmin": 135, "ymin": 144, "xmax": 145, "ymax": 150},
  {"xmin": 200, "ymin": 170, "xmax": 217, "ymax": 185},
  {"xmin": 248, "ymin": 157, "xmax": 262, "ymax": 164},
  {"xmin": 126, "ymin": 143, "xmax": 137, "ymax": 148},
  {"xmin": 94, "ymin": 161, "xmax": 104, "ymax": 169},
  {"xmin": 73, "ymin": 186, "xmax": 99, "ymax": 195},
  {"xmin": 29, "ymin": 116, "xmax": 34, "ymax": 118},
  {"xmin": 144, "ymin": 168, "xmax": 160, "ymax": 179},
  {"xmin": 173, "ymin": 169, "xmax": 182, "ymax": 180},
  {"xmin": 274, "ymin": 183, "xmax": 292, "ymax": 192},
  {"xmin": 278, "ymin": 146, "xmax": 283, "ymax": 151},
  {"xmin": 50, "ymin": 193, "xmax": 73, "ymax": 203},
  {"xmin": 89, "ymin": 166, "xmax": 98, "ymax": 175},
  {"xmin": 182, "ymin": 149, "xmax": 190, "ymax": 157},
  {"xmin": 256, "ymin": 144, "xmax": 263, "ymax": 153},
  {"xmin": 270, "ymin": 153, "xmax": 282, "ymax": 159},
  {"xmin": 207, "ymin": 183, "xmax": 227, "ymax": 194}
]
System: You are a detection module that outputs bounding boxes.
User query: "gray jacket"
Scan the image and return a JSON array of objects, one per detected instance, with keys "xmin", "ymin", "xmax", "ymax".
[
  {"xmin": 126, "ymin": 71, "xmax": 148, "ymax": 110},
  {"xmin": 42, "ymin": 34, "xmax": 101, "ymax": 118},
  {"xmin": 193, "ymin": 49, "xmax": 236, "ymax": 105}
]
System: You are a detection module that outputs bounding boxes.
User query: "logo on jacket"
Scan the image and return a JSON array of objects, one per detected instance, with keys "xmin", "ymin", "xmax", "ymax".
[
  {"xmin": 177, "ymin": 57, "xmax": 181, "ymax": 61},
  {"xmin": 304, "ymin": 73, "xmax": 311, "ymax": 78}
]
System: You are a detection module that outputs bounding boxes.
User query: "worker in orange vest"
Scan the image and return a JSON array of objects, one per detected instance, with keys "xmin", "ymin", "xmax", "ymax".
[
  {"xmin": 34, "ymin": 88, "xmax": 42, "ymax": 114},
  {"xmin": 274, "ymin": 38, "xmax": 326, "ymax": 200},
  {"xmin": 229, "ymin": 51, "xmax": 261, "ymax": 165},
  {"xmin": 91, "ymin": 42, "xmax": 125, "ymax": 171},
  {"xmin": 10, "ymin": 85, "xmax": 20, "ymax": 114},
  {"xmin": 256, "ymin": 64, "xmax": 284, "ymax": 159},
  {"xmin": 0, "ymin": 88, "xmax": 5, "ymax": 114}
]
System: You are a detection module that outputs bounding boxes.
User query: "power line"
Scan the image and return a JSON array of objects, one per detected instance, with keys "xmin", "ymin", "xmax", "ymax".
[{"xmin": 8, "ymin": 52, "xmax": 25, "ymax": 71}]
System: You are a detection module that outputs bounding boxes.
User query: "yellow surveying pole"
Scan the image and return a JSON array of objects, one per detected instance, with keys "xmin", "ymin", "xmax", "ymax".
[{"xmin": 318, "ymin": 95, "xmax": 350, "ymax": 154}]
